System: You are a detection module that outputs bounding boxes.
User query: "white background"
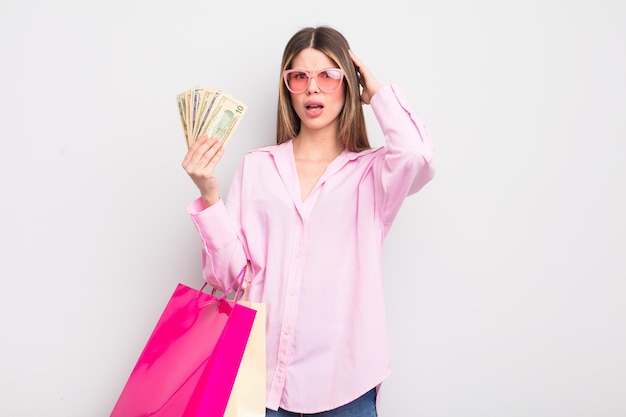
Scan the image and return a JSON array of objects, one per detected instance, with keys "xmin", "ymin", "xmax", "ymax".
[{"xmin": 1, "ymin": 0, "xmax": 625, "ymax": 416}]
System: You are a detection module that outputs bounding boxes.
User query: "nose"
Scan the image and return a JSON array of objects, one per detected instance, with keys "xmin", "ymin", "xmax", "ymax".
[{"xmin": 306, "ymin": 75, "xmax": 320, "ymax": 94}]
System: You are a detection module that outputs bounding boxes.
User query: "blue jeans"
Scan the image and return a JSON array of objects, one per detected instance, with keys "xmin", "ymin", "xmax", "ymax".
[{"xmin": 265, "ymin": 388, "xmax": 377, "ymax": 417}]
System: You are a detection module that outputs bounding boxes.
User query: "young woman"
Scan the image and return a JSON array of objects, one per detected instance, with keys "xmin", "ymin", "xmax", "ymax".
[{"xmin": 182, "ymin": 26, "xmax": 435, "ymax": 417}]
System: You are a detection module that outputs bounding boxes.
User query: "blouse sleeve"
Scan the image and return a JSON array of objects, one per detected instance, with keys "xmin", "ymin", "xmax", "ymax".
[
  {"xmin": 187, "ymin": 161, "xmax": 248, "ymax": 292},
  {"xmin": 370, "ymin": 84, "xmax": 435, "ymax": 230}
]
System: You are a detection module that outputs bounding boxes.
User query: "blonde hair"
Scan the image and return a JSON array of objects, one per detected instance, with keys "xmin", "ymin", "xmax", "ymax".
[{"xmin": 276, "ymin": 26, "xmax": 370, "ymax": 152}]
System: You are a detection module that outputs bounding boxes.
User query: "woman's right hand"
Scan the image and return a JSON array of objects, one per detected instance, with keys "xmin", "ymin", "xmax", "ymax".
[{"xmin": 182, "ymin": 134, "xmax": 224, "ymax": 208}]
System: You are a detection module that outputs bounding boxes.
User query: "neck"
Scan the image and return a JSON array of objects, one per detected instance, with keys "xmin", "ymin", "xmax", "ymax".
[
  {"xmin": 293, "ymin": 135, "xmax": 343, "ymax": 161},
  {"xmin": 293, "ymin": 126, "xmax": 344, "ymax": 161}
]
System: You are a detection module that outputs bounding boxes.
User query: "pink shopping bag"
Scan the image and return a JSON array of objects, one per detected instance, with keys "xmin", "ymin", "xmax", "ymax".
[{"xmin": 110, "ymin": 282, "xmax": 256, "ymax": 417}]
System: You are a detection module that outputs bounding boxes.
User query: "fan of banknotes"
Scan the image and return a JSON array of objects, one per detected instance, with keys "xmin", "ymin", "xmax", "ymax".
[{"xmin": 176, "ymin": 87, "xmax": 248, "ymax": 149}]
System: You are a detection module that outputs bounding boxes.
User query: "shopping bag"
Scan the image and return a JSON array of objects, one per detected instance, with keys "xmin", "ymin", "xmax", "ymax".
[
  {"xmin": 224, "ymin": 263, "xmax": 267, "ymax": 417},
  {"xmin": 110, "ymin": 281, "xmax": 256, "ymax": 417},
  {"xmin": 224, "ymin": 300, "xmax": 266, "ymax": 417}
]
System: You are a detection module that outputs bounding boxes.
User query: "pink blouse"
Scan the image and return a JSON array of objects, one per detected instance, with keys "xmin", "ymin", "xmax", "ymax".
[{"xmin": 188, "ymin": 84, "xmax": 435, "ymax": 413}]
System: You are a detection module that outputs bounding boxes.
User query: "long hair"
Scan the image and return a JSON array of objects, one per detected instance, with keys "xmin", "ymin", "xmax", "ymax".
[{"xmin": 276, "ymin": 26, "xmax": 371, "ymax": 152}]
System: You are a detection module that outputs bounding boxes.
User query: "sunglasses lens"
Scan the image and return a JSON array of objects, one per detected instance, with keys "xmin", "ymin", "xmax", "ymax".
[
  {"xmin": 286, "ymin": 71, "xmax": 309, "ymax": 93},
  {"xmin": 317, "ymin": 69, "xmax": 343, "ymax": 92}
]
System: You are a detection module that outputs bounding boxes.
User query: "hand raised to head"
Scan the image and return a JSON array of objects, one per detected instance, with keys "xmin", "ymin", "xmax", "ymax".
[{"xmin": 349, "ymin": 50, "xmax": 383, "ymax": 105}]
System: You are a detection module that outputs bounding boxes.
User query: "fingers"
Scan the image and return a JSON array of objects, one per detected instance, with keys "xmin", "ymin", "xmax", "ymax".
[
  {"xmin": 349, "ymin": 50, "xmax": 363, "ymax": 82},
  {"xmin": 348, "ymin": 49, "xmax": 382, "ymax": 105},
  {"xmin": 349, "ymin": 50, "xmax": 368, "ymax": 79},
  {"xmin": 349, "ymin": 49, "xmax": 362, "ymax": 68},
  {"xmin": 349, "ymin": 50, "xmax": 368, "ymax": 103},
  {"xmin": 182, "ymin": 135, "xmax": 224, "ymax": 172},
  {"xmin": 349, "ymin": 50, "xmax": 371, "ymax": 91}
]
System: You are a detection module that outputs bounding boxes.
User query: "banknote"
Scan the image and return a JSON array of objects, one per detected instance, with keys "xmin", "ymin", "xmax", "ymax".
[
  {"xmin": 203, "ymin": 93, "xmax": 247, "ymax": 146},
  {"xmin": 176, "ymin": 87, "xmax": 247, "ymax": 149}
]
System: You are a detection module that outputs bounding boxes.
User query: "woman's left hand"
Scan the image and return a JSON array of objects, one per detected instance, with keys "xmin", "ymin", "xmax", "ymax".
[{"xmin": 349, "ymin": 50, "xmax": 383, "ymax": 105}]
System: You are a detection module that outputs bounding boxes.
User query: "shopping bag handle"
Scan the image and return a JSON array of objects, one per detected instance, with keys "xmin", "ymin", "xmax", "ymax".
[
  {"xmin": 197, "ymin": 263, "xmax": 248, "ymax": 302},
  {"xmin": 241, "ymin": 261, "xmax": 252, "ymax": 302}
]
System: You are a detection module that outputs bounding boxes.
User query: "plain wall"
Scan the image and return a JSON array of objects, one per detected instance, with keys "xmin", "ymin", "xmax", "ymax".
[{"xmin": 1, "ymin": 0, "xmax": 625, "ymax": 416}]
